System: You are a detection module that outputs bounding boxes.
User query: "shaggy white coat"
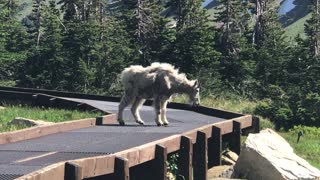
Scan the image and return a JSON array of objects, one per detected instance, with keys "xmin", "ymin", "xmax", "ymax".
[{"xmin": 118, "ymin": 62, "xmax": 200, "ymax": 126}]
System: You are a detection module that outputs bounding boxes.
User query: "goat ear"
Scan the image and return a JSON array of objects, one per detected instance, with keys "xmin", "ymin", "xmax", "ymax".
[{"xmin": 193, "ymin": 80, "xmax": 199, "ymax": 88}]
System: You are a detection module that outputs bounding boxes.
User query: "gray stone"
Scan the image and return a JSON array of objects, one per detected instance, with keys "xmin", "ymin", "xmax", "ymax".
[
  {"xmin": 222, "ymin": 156, "xmax": 236, "ymax": 165},
  {"xmin": 225, "ymin": 150, "xmax": 238, "ymax": 162},
  {"xmin": 234, "ymin": 129, "xmax": 320, "ymax": 180},
  {"xmin": 208, "ymin": 165, "xmax": 235, "ymax": 179},
  {"xmin": 9, "ymin": 117, "xmax": 54, "ymax": 127}
]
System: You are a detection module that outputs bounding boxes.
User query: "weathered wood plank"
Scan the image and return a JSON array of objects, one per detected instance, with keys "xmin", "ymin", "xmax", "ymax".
[
  {"xmin": 230, "ymin": 121, "xmax": 241, "ymax": 155},
  {"xmin": 96, "ymin": 114, "xmax": 118, "ymax": 125},
  {"xmin": 64, "ymin": 162, "xmax": 83, "ymax": 180},
  {"xmin": 253, "ymin": 116, "xmax": 260, "ymax": 133},
  {"xmin": 0, "ymin": 118, "xmax": 97, "ymax": 144},
  {"xmin": 114, "ymin": 157, "xmax": 129, "ymax": 180},
  {"xmin": 208, "ymin": 126, "xmax": 222, "ymax": 168},
  {"xmin": 177, "ymin": 136, "xmax": 193, "ymax": 180},
  {"xmin": 153, "ymin": 145, "xmax": 167, "ymax": 180},
  {"xmin": 193, "ymin": 131, "xmax": 208, "ymax": 180}
]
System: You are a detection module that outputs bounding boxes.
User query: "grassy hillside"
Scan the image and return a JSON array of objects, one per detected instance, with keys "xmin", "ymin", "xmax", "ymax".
[
  {"xmin": 280, "ymin": 0, "xmax": 311, "ymax": 39},
  {"xmin": 14, "ymin": 0, "xmax": 311, "ymax": 41},
  {"xmin": 16, "ymin": 0, "xmax": 32, "ymax": 20},
  {"xmin": 284, "ymin": 13, "xmax": 311, "ymax": 40}
]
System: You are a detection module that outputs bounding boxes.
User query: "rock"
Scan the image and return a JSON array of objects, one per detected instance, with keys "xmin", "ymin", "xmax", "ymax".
[
  {"xmin": 234, "ymin": 129, "xmax": 320, "ymax": 180},
  {"xmin": 208, "ymin": 165, "xmax": 234, "ymax": 179},
  {"xmin": 166, "ymin": 172, "xmax": 175, "ymax": 180},
  {"xmin": 0, "ymin": 106, "xmax": 5, "ymax": 110},
  {"xmin": 222, "ymin": 156, "xmax": 236, "ymax": 165},
  {"xmin": 9, "ymin": 117, "xmax": 54, "ymax": 127},
  {"xmin": 210, "ymin": 178, "xmax": 245, "ymax": 180},
  {"xmin": 224, "ymin": 150, "xmax": 238, "ymax": 162}
]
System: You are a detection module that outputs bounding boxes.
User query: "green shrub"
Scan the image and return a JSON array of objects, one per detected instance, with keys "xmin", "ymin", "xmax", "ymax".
[
  {"xmin": 259, "ymin": 117, "xmax": 275, "ymax": 130},
  {"xmin": 254, "ymin": 99, "xmax": 292, "ymax": 130}
]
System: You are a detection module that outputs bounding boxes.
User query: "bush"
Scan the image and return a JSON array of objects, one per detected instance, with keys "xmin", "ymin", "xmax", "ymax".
[
  {"xmin": 254, "ymin": 99, "xmax": 293, "ymax": 130},
  {"xmin": 259, "ymin": 117, "xmax": 275, "ymax": 130}
]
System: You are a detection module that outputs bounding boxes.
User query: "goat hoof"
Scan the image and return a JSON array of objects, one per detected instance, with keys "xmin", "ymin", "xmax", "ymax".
[
  {"xmin": 136, "ymin": 121, "xmax": 145, "ymax": 125},
  {"xmin": 157, "ymin": 123, "xmax": 163, "ymax": 126},
  {"xmin": 163, "ymin": 123, "xmax": 169, "ymax": 127},
  {"xmin": 119, "ymin": 121, "xmax": 125, "ymax": 126}
]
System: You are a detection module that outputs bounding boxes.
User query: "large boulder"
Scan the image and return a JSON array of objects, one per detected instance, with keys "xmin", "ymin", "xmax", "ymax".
[{"xmin": 234, "ymin": 129, "xmax": 320, "ymax": 180}]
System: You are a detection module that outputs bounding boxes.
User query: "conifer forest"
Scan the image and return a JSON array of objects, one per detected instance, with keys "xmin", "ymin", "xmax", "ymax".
[{"xmin": 1, "ymin": 0, "xmax": 320, "ymax": 130}]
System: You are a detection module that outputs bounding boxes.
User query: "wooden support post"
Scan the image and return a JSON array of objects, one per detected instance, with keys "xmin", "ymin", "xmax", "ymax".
[
  {"xmin": 49, "ymin": 97, "xmax": 56, "ymax": 107},
  {"xmin": 64, "ymin": 162, "xmax": 83, "ymax": 180},
  {"xmin": 230, "ymin": 121, "xmax": 241, "ymax": 155},
  {"xmin": 252, "ymin": 116, "xmax": 260, "ymax": 133},
  {"xmin": 32, "ymin": 94, "xmax": 38, "ymax": 106},
  {"xmin": 193, "ymin": 131, "xmax": 207, "ymax": 180},
  {"xmin": 114, "ymin": 157, "xmax": 129, "ymax": 180},
  {"xmin": 208, "ymin": 126, "xmax": 222, "ymax": 168},
  {"xmin": 96, "ymin": 116, "xmax": 103, "ymax": 125},
  {"xmin": 154, "ymin": 144, "xmax": 167, "ymax": 180},
  {"xmin": 178, "ymin": 136, "xmax": 193, "ymax": 180}
]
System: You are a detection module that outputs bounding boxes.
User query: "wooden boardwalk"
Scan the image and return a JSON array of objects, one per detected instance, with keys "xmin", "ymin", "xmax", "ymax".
[{"xmin": 0, "ymin": 87, "xmax": 258, "ymax": 180}]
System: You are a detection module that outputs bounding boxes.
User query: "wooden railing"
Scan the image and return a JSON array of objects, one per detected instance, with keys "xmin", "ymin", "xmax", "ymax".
[{"xmin": 0, "ymin": 87, "xmax": 259, "ymax": 180}]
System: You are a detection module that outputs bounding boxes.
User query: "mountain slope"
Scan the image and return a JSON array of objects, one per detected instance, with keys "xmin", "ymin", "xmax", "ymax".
[{"xmin": 15, "ymin": 0, "xmax": 310, "ymax": 39}]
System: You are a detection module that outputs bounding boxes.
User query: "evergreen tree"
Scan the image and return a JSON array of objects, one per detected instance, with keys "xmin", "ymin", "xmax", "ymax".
[
  {"xmin": 58, "ymin": 0, "xmax": 80, "ymax": 21},
  {"xmin": 142, "ymin": 0, "xmax": 175, "ymax": 63},
  {"xmin": 0, "ymin": 0, "xmax": 27, "ymax": 82},
  {"xmin": 0, "ymin": 1, "xmax": 10, "ymax": 80},
  {"xmin": 172, "ymin": 0, "xmax": 220, "ymax": 95},
  {"xmin": 25, "ymin": 0, "xmax": 46, "ymax": 48},
  {"xmin": 18, "ymin": 1, "xmax": 65, "ymax": 89},
  {"xmin": 305, "ymin": 0, "xmax": 320, "ymax": 57},
  {"xmin": 253, "ymin": 2, "xmax": 288, "ymax": 88},
  {"xmin": 59, "ymin": 0, "xmax": 106, "ymax": 92},
  {"xmin": 114, "ymin": 0, "xmax": 173, "ymax": 65},
  {"xmin": 93, "ymin": 16, "xmax": 133, "ymax": 95},
  {"xmin": 60, "ymin": 20, "xmax": 93, "ymax": 92},
  {"xmin": 215, "ymin": 0, "xmax": 252, "ymax": 91}
]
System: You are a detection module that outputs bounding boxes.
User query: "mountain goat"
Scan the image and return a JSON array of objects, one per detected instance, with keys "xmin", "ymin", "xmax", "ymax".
[{"xmin": 118, "ymin": 62, "xmax": 200, "ymax": 126}]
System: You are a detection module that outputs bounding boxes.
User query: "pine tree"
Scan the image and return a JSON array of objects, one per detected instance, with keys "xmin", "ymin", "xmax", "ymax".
[
  {"xmin": 58, "ymin": 0, "xmax": 80, "ymax": 21},
  {"xmin": 0, "ymin": 1, "xmax": 10, "ymax": 80},
  {"xmin": 305, "ymin": 0, "xmax": 320, "ymax": 57},
  {"xmin": 25, "ymin": 0, "xmax": 46, "ymax": 48},
  {"xmin": 253, "ymin": 2, "xmax": 288, "ymax": 88},
  {"xmin": 215, "ymin": 0, "xmax": 252, "ymax": 91},
  {"xmin": 172, "ymin": 0, "xmax": 194, "ymax": 31},
  {"xmin": 93, "ymin": 16, "xmax": 133, "ymax": 95},
  {"xmin": 113, "ymin": 0, "xmax": 173, "ymax": 65},
  {"xmin": 0, "ymin": 0, "xmax": 28, "ymax": 82},
  {"xmin": 59, "ymin": 0, "xmax": 104, "ymax": 92},
  {"xmin": 18, "ymin": 1, "xmax": 65, "ymax": 89},
  {"xmin": 142, "ymin": 0, "xmax": 175, "ymax": 63},
  {"xmin": 173, "ymin": 0, "xmax": 220, "ymax": 83}
]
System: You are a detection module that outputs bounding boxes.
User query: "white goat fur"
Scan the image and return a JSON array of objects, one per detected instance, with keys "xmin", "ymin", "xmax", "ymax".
[{"xmin": 118, "ymin": 62, "xmax": 200, "ymax": 126}]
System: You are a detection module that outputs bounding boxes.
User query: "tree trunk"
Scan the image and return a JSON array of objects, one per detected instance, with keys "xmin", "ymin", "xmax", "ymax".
[{"xmin": 314, "ymin": 0, "xmax": 319, "ymax": 56}]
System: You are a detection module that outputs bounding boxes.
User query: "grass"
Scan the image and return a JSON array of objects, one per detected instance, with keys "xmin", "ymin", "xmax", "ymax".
[
  {"xmin": 284, "ymin": 13, "xmax": 311, "ymax": 40},
  {"xmin": 279, "ymin": 127, "xmax": 320, "ymax": 169},
  {"xmin": 0, "ymin": 80, "xmax": 16, "ymax": 87},
  {"xmin": 172, "ymin": 94, "xmax": 258, "ymax": 114},
  {"xmin": 0, "ymin": 104, "xmax": 101, "ymax": 133}
]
